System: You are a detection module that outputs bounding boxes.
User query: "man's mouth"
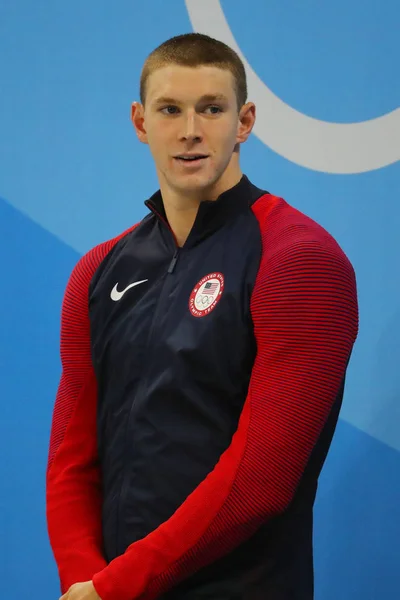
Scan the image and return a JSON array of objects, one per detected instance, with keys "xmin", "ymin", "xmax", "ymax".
[{"xmin": 174, "ymin": 154, "xmax": 209, "ymax": 163}]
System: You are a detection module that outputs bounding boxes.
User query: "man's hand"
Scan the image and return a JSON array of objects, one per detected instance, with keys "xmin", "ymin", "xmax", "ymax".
[{"xmin": 59, "ymin": 581, "xmax": 102, "ymax": 600}]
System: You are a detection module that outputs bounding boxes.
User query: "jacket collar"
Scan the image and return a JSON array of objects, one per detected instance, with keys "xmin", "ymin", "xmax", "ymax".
[{"xmin": 144, "ymin": 175, "xmax": 267, "ymax": 248}]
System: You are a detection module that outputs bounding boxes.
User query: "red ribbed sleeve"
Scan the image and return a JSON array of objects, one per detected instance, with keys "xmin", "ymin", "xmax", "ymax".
[
  {"xmin": 92, "ymin": 195, "xmax": 359, "ymax": 600},
  {"xmin": 46, "ymin": 230, "xmax": 133, "ymax": 594}
]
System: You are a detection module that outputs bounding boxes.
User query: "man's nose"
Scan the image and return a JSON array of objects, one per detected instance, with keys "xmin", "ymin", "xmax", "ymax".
[{"xmin": 181, "ymin": 111, "xmax": 202, "ymax": 142}]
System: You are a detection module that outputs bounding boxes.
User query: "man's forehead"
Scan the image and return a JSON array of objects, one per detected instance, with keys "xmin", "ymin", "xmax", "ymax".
[{"xmin": 146, "ymin": 65, "xmax": 236, "ymax": 103}]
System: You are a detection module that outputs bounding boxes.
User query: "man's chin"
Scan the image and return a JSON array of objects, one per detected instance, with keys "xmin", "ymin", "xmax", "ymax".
[{"xmin": 172, "ymin": 173, "xmax": 219, "ymax": 195}]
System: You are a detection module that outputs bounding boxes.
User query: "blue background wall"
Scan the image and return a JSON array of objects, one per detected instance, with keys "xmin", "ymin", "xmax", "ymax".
[{"xmin": 0, "ymin": 1, "xmax": 399, "ymax": 598}]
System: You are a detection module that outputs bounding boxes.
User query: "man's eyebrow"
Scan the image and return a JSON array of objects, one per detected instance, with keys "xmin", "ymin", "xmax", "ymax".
[{"xmin": 152, "ymin": 94, "xmax": 229, "ymax": 106}]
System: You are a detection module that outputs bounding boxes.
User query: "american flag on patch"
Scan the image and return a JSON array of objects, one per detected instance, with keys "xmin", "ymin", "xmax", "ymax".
[{"xmin": 202, "ymin": 282, "xmax": 219, "ymax": 295}]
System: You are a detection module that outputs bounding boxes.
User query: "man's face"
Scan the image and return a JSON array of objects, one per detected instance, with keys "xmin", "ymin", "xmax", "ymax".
[{"xmin": 132, "ymin": 65, "xmax": 254, "ymax": 198}]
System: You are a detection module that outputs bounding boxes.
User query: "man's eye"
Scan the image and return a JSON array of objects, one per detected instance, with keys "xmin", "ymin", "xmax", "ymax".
[
  {"xmin": 205, "ymin": 105, "xmax": 223, "ymax": 114},
  {"xmin": 161, "ymin": 106, "xmax": 179, "ymax": 115}
]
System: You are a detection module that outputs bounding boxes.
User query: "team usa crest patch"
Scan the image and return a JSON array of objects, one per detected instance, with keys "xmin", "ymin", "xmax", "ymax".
[{"xmin": 189, "ymin": 272, "xmax": 225, "ymax": 318}]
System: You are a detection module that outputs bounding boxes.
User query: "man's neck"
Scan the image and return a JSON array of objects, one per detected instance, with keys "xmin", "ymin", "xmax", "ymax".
[{"xmin": 158, "ymin": 167, "xmax": 243, "ymax": 247}]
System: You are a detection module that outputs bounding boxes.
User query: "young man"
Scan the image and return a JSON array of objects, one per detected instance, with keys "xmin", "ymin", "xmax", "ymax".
[{"xmin": 47, "ymin": 33, "xmax": 359, "ymax": 600}]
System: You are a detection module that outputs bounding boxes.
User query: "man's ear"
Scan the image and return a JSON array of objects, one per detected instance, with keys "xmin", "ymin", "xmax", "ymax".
[
  {"xmin": 236, "ymin": 102, "xmax": 256, "ymax": 144},
  {"xmin": 131, "ymin": 102, "xmax": 148, "ymax": 144}
]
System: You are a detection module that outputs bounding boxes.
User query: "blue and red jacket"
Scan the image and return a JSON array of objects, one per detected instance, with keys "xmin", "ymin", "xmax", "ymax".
[{"xmin": 46, "ymin": 175, "xmax": 359, "ymax": 600}]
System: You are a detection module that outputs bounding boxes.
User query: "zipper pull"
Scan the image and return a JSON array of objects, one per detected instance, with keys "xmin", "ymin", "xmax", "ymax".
[{"xmin": 168, "ymin": 249, "xmax": 179, "ymax": 274}]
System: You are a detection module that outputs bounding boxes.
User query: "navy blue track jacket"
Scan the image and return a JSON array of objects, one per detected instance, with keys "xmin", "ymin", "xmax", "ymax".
[{"xmin": 46, "ymin": 175, "xmax": 359, "ymax": 600}]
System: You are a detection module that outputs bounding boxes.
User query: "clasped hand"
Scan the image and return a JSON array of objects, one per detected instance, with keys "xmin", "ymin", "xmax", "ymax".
[{"xmin": 59, "ymin": 580, "xmax": 101, "ymax": 600}]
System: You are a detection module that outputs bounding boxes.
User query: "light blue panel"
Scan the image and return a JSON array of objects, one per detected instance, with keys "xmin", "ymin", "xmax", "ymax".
[
  {"xmin": 314, "ymin": 419, "xmax": 400, "ymax": 598},
  {"xmin": 0, "ymin": 197, "xmax": 78, "ymax": 599},
  {"xmin": 221, "ymin": 0, "xmax": 399, "ymax": 121}
]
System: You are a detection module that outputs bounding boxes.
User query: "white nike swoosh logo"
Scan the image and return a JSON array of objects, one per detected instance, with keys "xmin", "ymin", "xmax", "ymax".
[{"xmin": 110, "ymin": 279, "xmax": 148, "ymax": 301}]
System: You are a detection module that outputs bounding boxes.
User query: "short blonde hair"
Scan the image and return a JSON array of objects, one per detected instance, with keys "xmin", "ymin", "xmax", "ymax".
[{"xmin": 140, "ymin": 33, "xmax": 248, "ymax": 111}]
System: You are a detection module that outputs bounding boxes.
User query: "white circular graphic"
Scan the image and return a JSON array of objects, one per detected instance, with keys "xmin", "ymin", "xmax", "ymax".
[
  {"xmin": 185, "ymin": 0, "xmax": 400, "ymax": 174},
  {"xmin": 189, "ymin": 272, "xmax": 224, "ymax": 317}
]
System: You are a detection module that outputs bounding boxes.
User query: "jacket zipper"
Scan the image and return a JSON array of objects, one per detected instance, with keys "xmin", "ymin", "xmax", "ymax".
[
  {"xmin": 168, "ymin": 249, "xmax": 179, "ymax": 273},
  {"xmin": 148, "ymin": 203, "xmax": 180, "ymax": 274},
  {"xmin": 115, "ymin": 230, "xmax": 180, "ymax": 555}
]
